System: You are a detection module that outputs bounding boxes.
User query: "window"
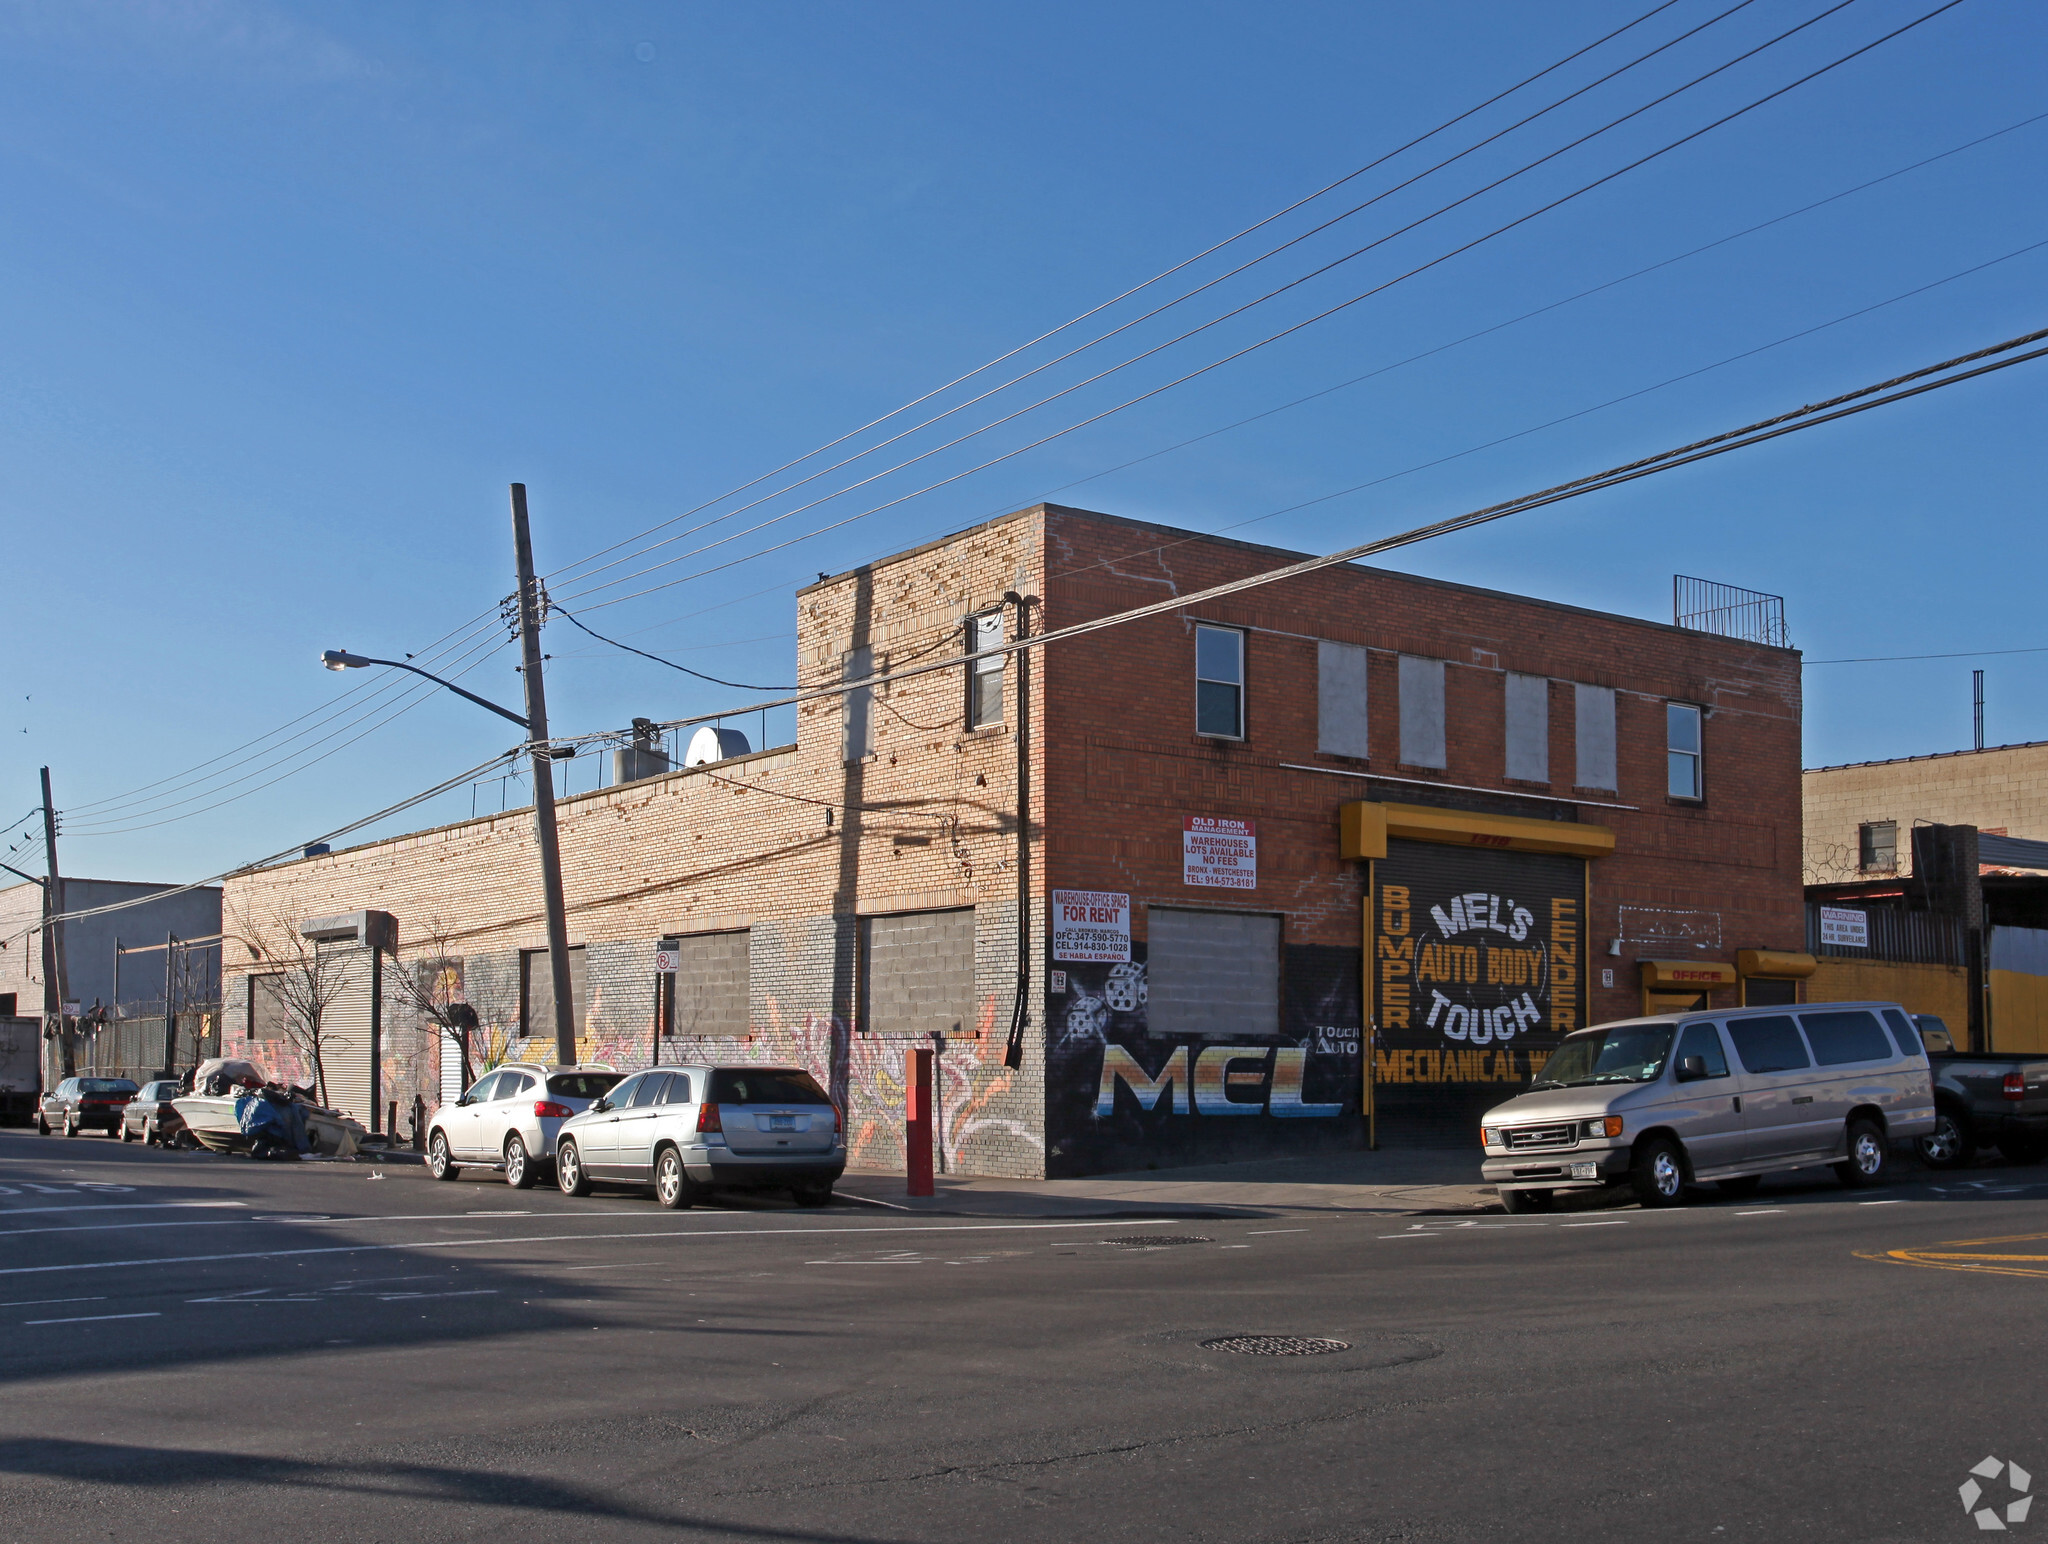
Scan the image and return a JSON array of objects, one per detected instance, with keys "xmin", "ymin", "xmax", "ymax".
[
  {"xmin": 630, "ymin": 1072, "xmax": 670, "ymax": 1106},
  {"xmin": 463, "ymin": 1072, "xmax": 502, "ymax": 1103},
  {"xmin": 249, "ymin": 973, "xmax": 290, "ymax": 1041},
  {"xmin": 1195, "ymin": 625, "xmax": 1245, "ymax": 738},
  {"xmin": 660, "ymin": 1073, "xmax": 693, "ymax": 1104},
  {"xmin": 521, "ymin": 945, "xmax": 588, "ymax": 1037},
  {"xmin": 1667, "ymin": 702, "xmax": 1703, "ymax": 800},
  {"xmin": 1504, "ymin": 673, "xmax": 1549, "ymax": 782},
  {"xmin": 1574, "ymin": 684, "xmax": 1616, "ymax": 790},
  {"xmin": 1742, "ymin": 976, "xmax": 1798, "ymax": 1007},
  {"xmin": 1673, "ymin": 1022, "xmax": 1729, "ymax": 1080},
  {"xmin": 1397, "ymin": 656, "xmax": 1446, "ymax": 769},
  {"xmin": 859, "ymin": 909, "xmax": 974, "ymax": 1037},
  {"xmin": 1859, "ymin": 820, "xmax": 1897, "ymax": 872},
  {"xmin": 605, "ymin": 1073, "xmax": 646, "ymax": 1107},
  {"xmin": 663, "ymin": 931, "xmax": 749, "ymax": 1039},
  {"xmin": 1316, "ymin": 640, "xmax": 1369, "ymax": 758},
  {"xmin": 966, "ymin": 610, "xmax": 1005, "ymax": 729},
  {"xmin": 1799, "ymin": 1009, "xmax": 1892, "ymax": 1065},
  {"xmin": 842, "ymin": 646, "xmax": 874, "ymax": 762},
  {"xmin": 709, "ymin": 1068, "xmax": 832, "ymax": 1105},
  {"xmin": 1147, "ymin": 907, "xmax": 1281, "ymax": 1039},
  {"xmin": 1727, "ymin": 1015, "xmax": 1810, "ymax": 1074},
  {"xmin": 0, "ymin": 993, "xmax": 14, "ymax": 1016},
  {"xmin": 546, "ymin": 1071, "xmax": 623, "ymax": 1100}
]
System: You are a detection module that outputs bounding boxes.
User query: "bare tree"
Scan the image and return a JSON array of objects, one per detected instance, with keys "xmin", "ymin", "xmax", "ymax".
[
  {"xmin": 249, "ymin": 913, "xmax": 353, "ymax": 1107},
  {"xmin": 383, "ymin": 917, "xmax": 480, "ymax": 1091}
]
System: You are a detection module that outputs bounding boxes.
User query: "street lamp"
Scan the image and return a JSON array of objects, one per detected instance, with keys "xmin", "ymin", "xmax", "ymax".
[{"xmin": 319, "ymin": 599, "xmax": 580, "ymax": 1066}]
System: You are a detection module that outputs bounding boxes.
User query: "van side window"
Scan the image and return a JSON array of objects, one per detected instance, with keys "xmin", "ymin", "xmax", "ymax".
[
  {"xmin": 630, "ymin": 1073, "xmax": 670, "ymax": 1107},
  {"xmin": 1879, "ymin": 1010, "xmax": 1922, "ymax": 1058},
  {"xmin": 661, "ymin": 1074, "xmax": 692, "ymax": 1104},
  {"xmin": 1727, "ymin": 1015, "xmax": 1810, "ymax": 1074},
  {"xmin": 1674, "ymin": 1022, "xmax": 1729, "ymax": 1079},
  {"xmin": 1799, "ymin": 1010, "xmax": 1892, "ymax": 1065}
]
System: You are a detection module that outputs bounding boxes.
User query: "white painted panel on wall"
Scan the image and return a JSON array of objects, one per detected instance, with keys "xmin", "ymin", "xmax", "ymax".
[
  {"xmin": 1575, "ymin": 683, "xmax": 1617, "ymax": 791},
  {"xmin": 1317, "ymin": 640, "xmax": 1371, "ymax": 758},
  {"xmin": 1504, "ymin": 673, "xmax": 1549, "ymax": 783},
  {"xmin": 1398, "ymin": 656, "xmax": 1447, "ymax": 770}
]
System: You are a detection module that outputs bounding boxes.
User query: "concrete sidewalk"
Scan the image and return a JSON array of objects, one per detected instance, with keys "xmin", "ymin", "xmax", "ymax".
[{"xmin": 835, "ymin": 1148, "xmax": 1496, "ymax": 1218}]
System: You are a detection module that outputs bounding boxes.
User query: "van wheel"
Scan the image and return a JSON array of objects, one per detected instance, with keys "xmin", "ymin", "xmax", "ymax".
[
  {"xmin": 1717, "ymin": 1175, "xmax": 1763, "ymax": 1198},
  {"xmin": 1631, "ymin": 1137, "xmax": 1688, "ymax": 1208},
  {"xmin": 654, "ymin": 1148, "xmax": 693, "ymax": 1210},
  {"xmin": 427, "ymin": 1130, "xmax": 459, "ymax": 1181},
  {"xmin": 1834, "ymin": 1119, "xmax": 1888, "ymax": 1187},
  {"xmin": 1500, "ymin": 1189, "xmax": 1554, "ymax": 1215},
  {"xmin": 556, "ymin": 1139, "xmax": 591, "ymax": 1197},
  {"xmin": 1918, "ymin": 1109, "xmax": 1974, "ymax": 1169}
]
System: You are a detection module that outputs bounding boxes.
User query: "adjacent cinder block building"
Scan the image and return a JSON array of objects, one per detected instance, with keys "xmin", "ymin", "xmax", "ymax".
[{"xmin": 218, "ymin": 504, "xmax": 1805, "ymax": 1174}]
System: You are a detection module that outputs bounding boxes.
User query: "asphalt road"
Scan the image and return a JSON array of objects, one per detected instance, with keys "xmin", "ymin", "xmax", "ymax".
[{"xmin": 2, "ymin": 1127, "xmax": 2044, "ymax": 1543}]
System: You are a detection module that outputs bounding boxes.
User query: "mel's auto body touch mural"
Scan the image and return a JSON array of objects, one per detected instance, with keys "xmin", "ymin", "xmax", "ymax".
[
  {"xmin": 1045, "ymin": 941, "xmax": 1363, "ymax": 1177},
  {"xmin": 1370, "ymin": 839, "xmax": 1586, "ymax": 1144}
]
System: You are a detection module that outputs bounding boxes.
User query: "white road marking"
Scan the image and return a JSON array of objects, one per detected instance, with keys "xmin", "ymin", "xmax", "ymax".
[
  {"xmin": 1736, "ymin": 1209, "xmax": 1784, "ymax": 1216},
  {"xmin": 376, "ymin": 1290, "xmax": 499, "ymax": 1301},
  {"xmin": 0, "ymin": 1217, "xmax": 1196, "ymax": 1277},
  {"xmin": 1246, "ymin": 1229, "xmax": 1307, "ymax": 1235},
  {"xmin": 2, "ymin": 1219, "xmax": 261, "ymax": 1239},
  {"xmin": 0, "ymin": 1296, "xmax": 106, "ymax": 1308},
  {"xmin": 1859, "ymin": 1199, "xmax": 1907, "ymax": 1206},
  {"xmin": 23, "ymin": 1312, "xmax": 161, "ymax": 1325},
  {"xmin": 0, "ymin": 1201, "xmax": 246, "ymax": 1219},
  {"xmin": 1562, "ymin": 1221, "xmax": 1629, "ymax": 1228}
]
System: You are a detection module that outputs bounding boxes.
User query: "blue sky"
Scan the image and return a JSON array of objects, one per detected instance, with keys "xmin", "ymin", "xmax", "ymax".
[{"xmin": 3, "ymin": 0, "xmax": 2045, "ymax": 882}]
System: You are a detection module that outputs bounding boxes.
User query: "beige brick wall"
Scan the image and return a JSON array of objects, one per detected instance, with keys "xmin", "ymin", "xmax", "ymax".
[{"xmin": 1803, "ymin": 741, "xmax": 2048, "ymax": 883}]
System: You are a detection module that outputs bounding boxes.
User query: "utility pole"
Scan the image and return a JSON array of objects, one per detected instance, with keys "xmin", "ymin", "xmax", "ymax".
[
  {"xmin": 510, "ymin": 483, "xmax": 579, "ymax": 1066},
  {"xmin": 39, "ymin": 767, "xmax": 71, "ymax": 1079},
  {"xmin": 162, "ymin": 932, "xmax": 178, "ymax": 1080}
]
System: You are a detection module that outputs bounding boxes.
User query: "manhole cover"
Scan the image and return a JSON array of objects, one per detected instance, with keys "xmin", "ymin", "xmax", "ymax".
[
  {"xmin": 1201, "ymin": 1335, "xmax": 1351, "ymax": 1356},
  {"xmin": 1104, "ymin": 1234, "xmax": 1212, "ymax": 1248}
]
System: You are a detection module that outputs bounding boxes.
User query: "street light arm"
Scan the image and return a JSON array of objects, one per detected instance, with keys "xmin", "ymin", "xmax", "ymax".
[
  {"xmin": 320, "ymin": 652, "xmax": 531, "ymax": 731},
  {"xmin": 0, "ymin": 862, "xmax": 47, "ymax": 888}
]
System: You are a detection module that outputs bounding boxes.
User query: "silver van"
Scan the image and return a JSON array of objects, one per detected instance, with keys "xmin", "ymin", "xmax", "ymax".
[{"xmin": 1480, "ymin": 1001, "xmax": 1936, "ymax": 1212}]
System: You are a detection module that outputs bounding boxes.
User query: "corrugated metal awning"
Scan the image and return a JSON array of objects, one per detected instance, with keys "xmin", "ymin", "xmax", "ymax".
[{"xmin": 1979, "ymin": 832, "xmax": 2048, "ymax": 871}]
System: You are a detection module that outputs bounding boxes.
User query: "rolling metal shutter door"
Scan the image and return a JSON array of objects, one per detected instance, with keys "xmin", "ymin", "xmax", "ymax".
[
  {"xmin": 322, "ymin": 947, "xmax": 377, "ymax": 1124},
  {"xmin": 1371, "ymin": 840, "xmax": 1585, "ymax": 1147}
]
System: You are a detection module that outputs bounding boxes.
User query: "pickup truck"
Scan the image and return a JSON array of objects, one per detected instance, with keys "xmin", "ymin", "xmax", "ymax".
[{"xmin": 1913, "ymin": 1015, "xmax": 2048, "ymax": 1167}]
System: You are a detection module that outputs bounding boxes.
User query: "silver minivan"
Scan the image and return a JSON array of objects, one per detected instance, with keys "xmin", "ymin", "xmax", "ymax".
[
  {"xmin": 553, "ymin": 1064, "xmax": 844, "ymax": 1209},
  {"xmin": 1480, "ymin": 1000, "xmax": 1936, "ymax": 1212}
]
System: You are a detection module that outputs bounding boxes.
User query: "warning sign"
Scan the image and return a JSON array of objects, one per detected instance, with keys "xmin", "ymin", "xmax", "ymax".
[
  {"xmin": 1183, "ymin": 815, "xmax": 1257, "ymax": 890},
  {"xmin": 1052, "ymin": 890, "xmax": 1131, "ymax": 962}
]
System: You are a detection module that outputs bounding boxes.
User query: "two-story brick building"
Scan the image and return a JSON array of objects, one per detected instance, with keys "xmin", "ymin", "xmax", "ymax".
[{"xmin": 217, "ymin": 503, "xmax": 1805, "ymax": 1175}]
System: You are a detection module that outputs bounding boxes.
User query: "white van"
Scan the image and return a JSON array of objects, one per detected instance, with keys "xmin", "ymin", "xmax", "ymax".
[{"xmin": 1479, "ymin": 1001, "xmax": 1936, "ymax": 1212}]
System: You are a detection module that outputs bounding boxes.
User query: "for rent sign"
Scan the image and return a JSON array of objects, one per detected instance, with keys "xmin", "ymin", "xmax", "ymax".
[
  {"xmin": 1183, "ymin": 816, "xmax": 1257, "ymax": 889},
  {"xmin": 1052, "ymin": 890, "xmax": 1132, "ymax": 963}
]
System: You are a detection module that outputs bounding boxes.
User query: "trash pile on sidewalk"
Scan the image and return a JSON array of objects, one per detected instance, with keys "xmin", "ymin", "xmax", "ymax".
[{"xmin": 171, "ymin": 1058, "xmax": 378, "ymax": 1161}]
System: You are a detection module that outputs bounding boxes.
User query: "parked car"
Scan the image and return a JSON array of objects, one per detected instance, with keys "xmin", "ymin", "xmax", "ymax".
[
  {"xmin": 119, "ymin": 1080, "xmax": 188, "ymax": 1146},
  {"xmin": 553, "ymin": 1064, "xmax": 844, "ymax": 1209},
  {"xmin": 425, "ymin": 1063, "xmax": 622, "ymax": 1188},
  {"xmin": 1911, "ymin": 1014, "xmax": 2048, "ymax": 1168},
  {"xmin": 37, "ymin": 1076, "xmax": 140, "ymax": 1137},
  {"xmin": 1481, "ymin": 1001, "xmax": 1936, "ymax": 1212}
]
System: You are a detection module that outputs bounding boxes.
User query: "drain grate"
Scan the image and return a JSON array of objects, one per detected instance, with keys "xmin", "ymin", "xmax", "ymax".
[
  {"xmin": 1104, "ymin": 1234, "xmax": 1212, "ymax": 1248},
  {"xmin": 1201, "ymin": 1335, "xmax": 1351, "ymax": 1357}
]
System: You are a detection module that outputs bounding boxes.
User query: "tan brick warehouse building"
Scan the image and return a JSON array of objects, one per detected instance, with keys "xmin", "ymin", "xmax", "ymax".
[{"xmin": 219, "ymin": 504, "xmax": 1806, "ymax": 1176}]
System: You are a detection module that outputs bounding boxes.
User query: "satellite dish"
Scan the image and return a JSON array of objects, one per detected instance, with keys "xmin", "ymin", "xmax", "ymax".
[{"xmin": 684, "ymin": 726, "xmax": 751, "ymax": 767}]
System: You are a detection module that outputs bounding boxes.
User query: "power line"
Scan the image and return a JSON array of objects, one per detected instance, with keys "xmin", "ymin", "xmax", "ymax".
[
  {"xmin": 1810, "ymin": 646, "xmax": 2048, "ymax": 664},
  {"xmin": 537, "ymin": 325, "xmax": 2048, "ymax": 749},
  {"xmin": 557, "ymin": 1, "xmax": 1963, "ymax": 620},
  {"xmin": 547, "ymin": 0, "xmax": 1763, "ymax": 599},
  {"xmin": 549, "ymin": 604, "xmax": 794, "ymax": 692},
  {"xmin": 537, "ymin": 0, "xmax": 1689, "ymax": 595}
]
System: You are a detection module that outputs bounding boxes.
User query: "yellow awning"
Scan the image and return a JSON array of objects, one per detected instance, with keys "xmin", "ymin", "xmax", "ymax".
[
  {"xmin": 1340, "ymin": 800, "xmax": 1614, "ymax": 861},
  {"xmin": 1735, "ymin": 949, "xmax": 1817, "ymax": 980}
]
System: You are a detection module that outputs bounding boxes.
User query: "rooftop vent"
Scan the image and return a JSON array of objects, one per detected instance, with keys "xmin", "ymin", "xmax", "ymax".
[
  {"xmin": 685, "ymin": 726, "xmax": 751, "ymax": 768},
  {"xmin": 1674, "ymin": 575, "xmax": 1788, "ymax": 649},
  {"xmin": 613, "ymin": 716, "xmax": 672, "ymax": 785}
]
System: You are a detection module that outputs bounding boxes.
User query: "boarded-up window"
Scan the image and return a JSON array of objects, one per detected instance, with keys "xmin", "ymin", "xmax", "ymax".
[
  {"xmin": 1398, "ymin": 656, "xmax": 1446, "ymax": 769},
  {"xmin": 667, "ymin": 931, "xmax": 750, "ymax": 1039},
  {"xmin": 1504, "ymin": 673, "xmax": 1549, "ymax": 783},
  {"xmin": 248, "ymin": 973, "xmax": 290, "ymax": 1042},
  {"xmin": 1147, "ymin": 908, "xmax": 1280, "ymax": 1039},
  {"xmin": 1317, "ymin": 640, "xmax": 1370, "ymax": 758},
  {"xmin": 1574, "ymin": 683, "xmax": 1617, "ymax": 791},
  {"xmin": 521, "ymin": 946, "xmax": 589, "ymax": 1037},
  {"xmin": 843, "ymin": 646, "xmax": 874, "ymax": 763},
  {"xmin": 860, "ymin": 909, "xmax": 974, "ymax": 1038}
]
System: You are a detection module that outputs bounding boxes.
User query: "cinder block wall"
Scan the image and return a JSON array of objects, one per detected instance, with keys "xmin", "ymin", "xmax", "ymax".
[{"xmin": 1803, "ymin": 741, "xmax": 2048, "ymax": 884}]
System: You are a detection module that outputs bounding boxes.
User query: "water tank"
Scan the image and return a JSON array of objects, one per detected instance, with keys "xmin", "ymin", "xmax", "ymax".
[{"xmin": 684, "ymin": 726, "xmax": 752, "ymax": 767}]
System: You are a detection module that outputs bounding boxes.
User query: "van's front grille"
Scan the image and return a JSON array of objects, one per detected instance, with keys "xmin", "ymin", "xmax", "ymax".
[{"xmin": 1504, "ymin": 1123, "xmax": 1576, "ymax": 1151}]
